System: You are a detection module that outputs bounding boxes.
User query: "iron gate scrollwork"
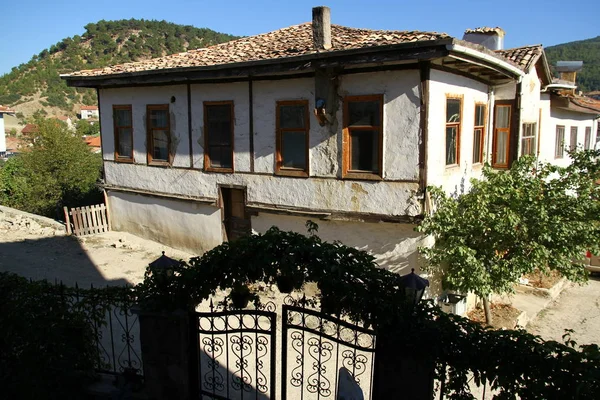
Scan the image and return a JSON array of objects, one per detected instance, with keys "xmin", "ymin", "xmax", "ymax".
[
  {"xmin": 282, "ymin": 304, "xmax": 377, "ymax": 400},
  {"xmin": 194, "ymin": 306, "xmax": 277, "ymax": 400}
]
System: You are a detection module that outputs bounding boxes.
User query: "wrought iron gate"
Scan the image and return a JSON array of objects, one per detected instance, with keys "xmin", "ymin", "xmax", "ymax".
[
  {"xmin": 193, "ymin": 302, "xmax": 377, "ymax": 400},
  {"xmin": 193, "ymin": 306, "xmax": 277, "ymax": 400}
]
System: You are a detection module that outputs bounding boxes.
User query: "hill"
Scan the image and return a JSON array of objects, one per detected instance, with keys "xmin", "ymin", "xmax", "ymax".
[
  {"xmin": 0, "ymin": 19, "xmax": 238, "ymax": 119},
  {"xmin": 545, "ymin": 36, "xmax": 600, "ymax": 92}
]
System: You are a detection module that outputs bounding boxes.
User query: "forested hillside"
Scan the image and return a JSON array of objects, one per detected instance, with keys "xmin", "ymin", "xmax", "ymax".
[
  {"xmin": 545, "ymin": 36, "xmax": 600, "ymax": 92},
  {"xmin": 0, "ymin": 19, "xmax": 237, "ymax": 115}
]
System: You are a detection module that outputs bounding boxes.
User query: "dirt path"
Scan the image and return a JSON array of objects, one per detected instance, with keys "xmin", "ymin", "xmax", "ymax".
[
  {"xmin": 527, "ymin": 275, "xmax": 600, "ymax": 345},
  {"xmin": 0, "ymin": 207, "xmax": 194, "ymax": 287}
]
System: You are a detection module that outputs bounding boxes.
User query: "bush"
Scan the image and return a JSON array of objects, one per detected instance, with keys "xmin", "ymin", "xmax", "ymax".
[{"xmin": 0, "ymin": 273, "xmax": 98, "ymax": 399}]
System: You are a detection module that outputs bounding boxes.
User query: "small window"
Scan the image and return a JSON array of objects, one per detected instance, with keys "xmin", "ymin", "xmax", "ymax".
[
  {"xmin": 585, "ymin": 127, "xmax": 592, "ymax": 150},
  {"xmin": 445, "ymin": 98, "xmax": 461, "ymax": 166},
  {"xmin": 276, "ymin": 100, "xmax": 309, "ymax": 177},
  {"xmin": 492, "ymin": 104, "xmax": 512, "ymax": 168},
  {"xmin": 596, "ymin": 124, "xmax": 600, "ymax": 145},
  {"xmin": 473, "ymin": 104, "xmax": 486, "ymax": 164},
  {"xmin": 570, "ymin": 127, "xmax": 578, "ymax": 151},
  {"xmin": 113, "ymin": 105, "xmax": 133, "ymax": 161},
  {"xmin": 147, "ymin": 105, "xmax": 170, "ymax": 164},
  {"xmin": 342, "ymin": 95, "xmax": 383, "ymax": 179},
  {"xmin": 555, "ymin": 125, "xmax": 565, "ymax": 159},
  {"xmin": 204, "ymin": 101, "xmax": 234, "ymax": 172},
  {"xmin": 521, "ymin": 123, "xmax": 537, "ymax": 157}
]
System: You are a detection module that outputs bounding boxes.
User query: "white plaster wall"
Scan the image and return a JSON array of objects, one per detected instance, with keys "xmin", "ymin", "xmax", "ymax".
[
  {"xmin": 99, "ymin": 86, "xmax": 190, "ymax": 167},
  {"xmin": 251, "ymin": 213, "xmax": 429, "ymax": 274},
  {"xmin": 520, "ymin": 68, "xmax": 541, "ymax": 124},
  {"xmin": 104, "ymin": 162, "xmax": 421, "ymax": 216},
  {"xmin": 0, "ymin": 115, "xmax": 5, "ymax": 153},
  {"xmin": 539, "ymin": 94, "xmax": 596, "ymax": 168},
  {"xmin": 495, "ymin": 82, "xmax": 516, "ymax": 101},
  {"xmin": 427, "ymin": 70, "xmax": 489, "ymax": 196},
  {"xmin": 338, "ymin": 70, "xmax": 421, "ymax": 181},
  {"xmin": 190, "ymin": 82, "xmax": 250, "ymax": 171},
  {"xmin": 107, "ymin": 191, "xmax": 223, "ymax": 255}
]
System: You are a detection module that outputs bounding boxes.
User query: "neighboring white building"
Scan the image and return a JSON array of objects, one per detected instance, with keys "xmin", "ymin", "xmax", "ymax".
[
  {"xmin": 62, "ymin": 7, "xmax": 599, "ymax": 276},
  {"xmin": 80, "ymin": 105, "xmax": 99, "ymax": 120},
  {"xmin": 0, "ymin": 105, "xmax": 16, "ymax": 158}
]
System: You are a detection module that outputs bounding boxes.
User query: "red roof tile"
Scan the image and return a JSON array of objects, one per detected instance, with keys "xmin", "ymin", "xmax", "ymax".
[
  {"xmin": 0, "ymin": 105, "xmax": 15, "ymax": 113},
  {"xmin": 65, "ymin": 23, "xmax": 450, "ymax": 78},
  {"xmin": 495, "ymin": 45, "xmax": 543, "ymax": 72},
  {"xmin": 21, "ymin": 123, "xmax": 38, "ymax": 134},
  {"xmin": 85, "ymin": 136, "xmax": 101, "ymax": 147},
  {"xmin": 81, "ymin": 105, "xmax": 98, "ymax": 110}
]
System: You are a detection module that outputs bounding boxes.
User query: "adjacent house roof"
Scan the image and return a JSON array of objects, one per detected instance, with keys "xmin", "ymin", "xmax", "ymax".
[
  {"xmin": 85, "ymin": 136, "xmax": 101, "ymax": 148},
  {"xmin": 64, "ymin": 23, "xmax": 450, "ymax": 78},
  {"xmin": 81, "ymin": 105, "xmax": 98, "ymax": 110},
  {"xmin": 0, "ymin": 105, "xmax": 16, "ymax": 114},
  {"xmin": 496, "ymin": 44, "xmax": 552, "ymax": 85},
  {"xmin": 21, "ymin": 123, "xmax": 38, "ymax": 134},
  {"xmin": 464, "ymin": 27, "xmax": 505, "ymax": 36}
]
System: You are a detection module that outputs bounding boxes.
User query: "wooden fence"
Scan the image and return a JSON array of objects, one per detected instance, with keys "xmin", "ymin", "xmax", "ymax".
[{"xmin": 63, "ymin": 204, "xmax": 111, "ymax": 236}]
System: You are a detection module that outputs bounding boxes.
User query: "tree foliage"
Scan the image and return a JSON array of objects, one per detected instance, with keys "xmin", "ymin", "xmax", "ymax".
[
  {"xmin": 0, "ymin": 118, "xmax": 103, "ymax": 217},
  {"xmin": 545, "ymin": 36, "xmax": 600, "ymax": 92},
  {"xmin": 417, "ymin": 152, "xmax": 600, "ymax": 299},
  {"xmin": 0, "ymin": 19, "xmax": 239, "ymax": 112}
]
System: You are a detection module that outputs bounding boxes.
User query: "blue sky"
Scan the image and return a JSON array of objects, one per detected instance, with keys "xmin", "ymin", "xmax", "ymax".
[{"xmin": 0, "ymin": 0, "xmax": 597, "ymax": 76}]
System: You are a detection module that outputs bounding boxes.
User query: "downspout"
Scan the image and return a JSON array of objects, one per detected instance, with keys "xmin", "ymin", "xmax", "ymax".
[
  {"xmin": 187, "ymin": 82, "xmax": 193, "ymax": 168},
  {"xmin": 445, "ymin": 44, "xmax": 525, "ymax": 78},
  {"xmin": 486, "ymin": 87, "xmax": 495, "ymax": 163},
  {"xmin": 512, "ymin": 81, "xmax": 523, "ymax": 166},
  {"xmin": 96, "ymin": 88, "xmax": 107, "ymax": 182},
  {"xmin": 248, "ymin": 78, "xmax": 254, "ymax": 172},
  {"xmin": 418, "ymin": 61, "xmax": 430, "ymax": 214}
]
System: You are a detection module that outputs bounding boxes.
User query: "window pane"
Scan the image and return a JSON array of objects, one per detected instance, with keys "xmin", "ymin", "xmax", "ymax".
[
  {"xmin": 209, "ymin": 146, "xmax": 232, "ymax": 168},
  {"xmin": 446, "ymin": 126, "xmax": 458, "ymax": 165},
  {"xmin": 117, "ymin": 127, "xmax": 132, "ymax": 157},
  {"xmin": 350, "ymin": 130, "xmax": 378, "ymax": 172},
  {"xmin": 521, "ymin": 137, "xmax": 536, "ymax": 156},
  {"xmin": 475, "ymin": 105, "xmax": 485, "ymax": 126},
  {"xmin": 585, "ymin": 127, "xmax": 592, "ymax": 149},
  {"xmin": 115, "ymin": 109, "xmax": 131, "ymax": 126},
  {"xmin": 206, "ymin": 105, "xmax": 232, "ymax": 146},
  {"xmin": 570, "ymin": 127, "xmax": 578, "ymax": 150},
  {"xmin": 473, "ymin": 128, "xmax": 482, "ymax": 163},
  {"xmin": 152, "ymin": 130, "xmax": 169, "ymax": 160},
  {"xmin": 281, "ymin": 131, "xmax": 306, "ymax": 169},
  {"xmin": 556, "ymin": 127, "xmax": 565, "ymax": 157},
  {"xmin": 495, "ymin": 131, "xmax": 508, "ymax": 164},
  {"xmin": 348, "ymin": 101, "xmax": 380, "ymax": 126},
  {"xmin": 279, "ymin": 105, "xmax": 306, "ymax": 129},
  {"xmin": 150, "ymin": 109, "xmax": 168, "ymax": 128},
  {"xmin": 495, "ymin": 106, "xmax": 510, "ymax": 128},
  {"xmin": 446, "ymin": 99, "xmax": 461, "ymax": 123}
]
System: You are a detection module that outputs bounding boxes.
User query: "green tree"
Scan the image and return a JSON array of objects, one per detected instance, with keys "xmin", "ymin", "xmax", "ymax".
[
  {"xmin": 75, "ymin": 119, "xmax": 100, "ymax": 137},
  {"xmin": 0, "ymin": 118, "xmax": 103, "ymax": 217},
  {"xmin": 417, "ymin": 153, "xmax": 600, "ymax": 323}
]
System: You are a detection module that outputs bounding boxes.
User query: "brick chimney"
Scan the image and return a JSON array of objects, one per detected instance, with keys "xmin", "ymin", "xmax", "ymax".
[
  {"xmin": 462, "ymin": 27, "xmax": 505, "ymax": 50},
  {"xmin": 312, "ymin": 6, "xmax": 332, "ymax": 50}
]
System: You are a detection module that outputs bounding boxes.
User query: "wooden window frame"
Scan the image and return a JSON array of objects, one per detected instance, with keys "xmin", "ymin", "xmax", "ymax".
[
  {"xmin": 473, "ymin": 103, "xmax": 486, "ymax": 165},
  {"xmin": 445, "ymin": 95, "xmax": 462, "ymax": 167},
  {"xmin": 585, "ymin": 127, "xmax": 592, "ymax": 150},
  {"xmin": 342, "ymin": 94, "xmax": 384, "ymax": 180},
  {"xmin": 204, "ymin": 101, "xmax": 235, "ymax": 173},
  {"xmin": 146, "ymin": 104, "xmax": 171, "ymax": 166},
  {"xmin": 555, "ymin": 125, "xmax": 565, "ymax": 159},
  {"xmin": 492, "ymin": 102, "xmax": 512, "ymax": 169},
  {"xmin": 570, "ymin": 126, "xmax": 578, "ymax": 151},
  {"xmin": 275, "ymin": 100, "xmax": 310, "ymax": 177},
  {"xmin": 113, "ymin": 104, "xmax": 133, "ymax": 162},
  {"xmin": 521, "ymin": 122, "xmax": 537, "ymax": 157}
]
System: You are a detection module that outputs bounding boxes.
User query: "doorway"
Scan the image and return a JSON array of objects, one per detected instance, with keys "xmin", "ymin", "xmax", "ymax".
[{"xmin": 220, "ymin": 187, "xmax": 251, "ymax": 241}]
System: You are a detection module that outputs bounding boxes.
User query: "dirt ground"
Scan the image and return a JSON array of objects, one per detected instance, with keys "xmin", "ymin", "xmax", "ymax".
[
  {"xmin": 0, "ymin": 215, "xmax": 194, "ymax": 287},
  {"xmin": 527, "ymin": 275, "xmax": 600, "ymax": 345}
]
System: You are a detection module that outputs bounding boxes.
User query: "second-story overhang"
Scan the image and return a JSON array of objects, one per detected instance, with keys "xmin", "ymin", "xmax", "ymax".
[{"xmin": 61, "ymin": 38, "xmax": 521, "ymax": 89}]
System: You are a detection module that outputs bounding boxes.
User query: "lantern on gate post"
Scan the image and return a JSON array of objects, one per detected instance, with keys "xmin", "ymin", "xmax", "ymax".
[
  {"xmin": 399, "ymin": 268, "xmax": 430, "ymax": 307},
  {"xmin": 149, "ymin": 251, "xmax": 178, "ymax": 287}
]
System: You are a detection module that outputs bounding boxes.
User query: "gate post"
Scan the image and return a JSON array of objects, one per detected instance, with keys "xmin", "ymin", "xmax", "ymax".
[
  {"xmin": 372, "ymin": 332, "xmax": 434, "ymax": 400},
  {"xmin": 139, "ymin": 310, "xmax": 197, "ymax": 400}
]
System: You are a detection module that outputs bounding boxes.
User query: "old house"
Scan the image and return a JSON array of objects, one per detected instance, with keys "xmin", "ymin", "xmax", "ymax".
[
  {"xmin": 62, "ymin": 7, "xmax": 598, "ymax": 273},
  {"xmin": 80, "ymin": 105, "xmax": 99, "ymax": 120},
  {"xmin": 0, "ymin": 105, "xmax": 16, "ymax": 158}
]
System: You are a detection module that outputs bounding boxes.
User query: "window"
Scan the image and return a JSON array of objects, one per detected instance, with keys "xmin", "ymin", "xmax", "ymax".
[
  {"xmin": 473, "ymin": 104, "xmax": 486, "ymax": 164},
  {"xmin": 492, "ymin": 103, "xmax": 512, "ymax": 168},
  {"xmin": 113, "ymin": 105, "xmax": 133, "ymax": 161},
  {"xmin": 204, "ymin": 101, "xmax": 234, "ymax": 172},
  {"xmin": 585, "ymin": 127, "xmax": 592, "ymax": 150},
  {"xmin": 445, "ymin": 98, "xmax": 461, "ymax": 166},
  {"xmin": 596, "ymin": 123, "xmax": 600, "ymax": 145},
  {"xmin": 521, "ymin": 123, "xmax": 537, "ymax": 156},
  {"xmin": 570, "ymin": 127, "xmax": 578, "ymax": 150},
  {"xmin": 342, "ymin": 95, "xmax": 383, "ymax": 179},
  {"xmin": 146, "ymin": 105, "xmax": 170, "ymax": 164},
  {"xmin": 555, "ymin": 125, "xmax": 565, "ymax": 158},
  {"xmin": 276, "ymin": 100, "xmax": 309, "ymax": 176}
]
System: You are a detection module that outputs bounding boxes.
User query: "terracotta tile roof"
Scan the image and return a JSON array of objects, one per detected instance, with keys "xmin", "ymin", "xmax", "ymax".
[
  {"xmin": 65, "ymin": 23, "xmax": 450, "ymax": 78},
  {"xmin": 21, "ymin": 123, "xmax": 38, "ymax": 134},
  {"xmin": 81, "ymin": 105, "xmax": 98, "ymax": 110},
  {"xmin": 464, "ymin": 27, "xmax": 505, "ymax": 36},
  {"xmin": 495, "ymin": 45, "xmax": 543, "ymax": 72},
  {"xmin": 0, "ymin": 105, "xmax": 15, "ymax": 113},
  {"xmin": 571, "ymin": 96, "xmax": 600, "ymax": 113},
  {"xmin": 85, "ymin": 136, "xmax": 101, "ymax": 147}
]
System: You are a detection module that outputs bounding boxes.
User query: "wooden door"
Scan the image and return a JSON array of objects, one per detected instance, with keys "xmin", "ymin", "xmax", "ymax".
[{"xmin": 221, "ymin": 188, "xmax": 251, "ymax": 241}]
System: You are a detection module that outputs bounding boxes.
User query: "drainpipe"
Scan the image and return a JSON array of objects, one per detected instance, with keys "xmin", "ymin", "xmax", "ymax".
[{"xmin": 486, "ymin": 87, "xmax": 495, "ymax": 162}]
